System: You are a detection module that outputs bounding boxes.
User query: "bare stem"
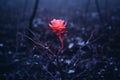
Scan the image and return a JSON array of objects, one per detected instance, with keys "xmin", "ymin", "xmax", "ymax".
[
  {"xmin": 59, "ymin": 35, "xmax": 64, "ymax": 48},
  {"xmin": 57, "ymin": 34, "xmax": 64, "ymax": 56}
]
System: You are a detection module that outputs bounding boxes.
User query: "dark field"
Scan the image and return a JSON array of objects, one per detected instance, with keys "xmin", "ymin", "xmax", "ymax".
[{"xmin": 0, "ymin": 0, "xmax": 120, "ymax": 80}]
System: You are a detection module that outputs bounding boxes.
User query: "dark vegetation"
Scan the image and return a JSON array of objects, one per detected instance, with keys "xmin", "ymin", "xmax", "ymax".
[{"xmin": 0, "ymin": 0, "xmax": 120, "ymax": 80}]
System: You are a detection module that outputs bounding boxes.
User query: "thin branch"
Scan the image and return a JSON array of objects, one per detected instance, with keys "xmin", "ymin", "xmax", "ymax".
[
  {"xmin": 71, "ymin": 70, "xmax": 87, "ymax": 80},
  {"xmin": 86, "ymin": 31, "xmax": 95, "ymax": 44},
  {"xmin": 27, "ymin": 28, "xmax": 39, "ymax": 40},
  {"xmin": 24, "ymin": 35, "xmax": 56, "ymax": 58},
  {"xmin": 95, "ymin": 0, "xmax": 104, "ymax": 26},
  {"xmin": 89, "ymin": 34, "xmax": 103, "ymax": 44},
  {"xmin": 44, "ymin": 69, "xmax": 56, "ymax": 80},
  {"xmin": 29, "ymin": 0, "xmax": 39, "ymax": 30}
]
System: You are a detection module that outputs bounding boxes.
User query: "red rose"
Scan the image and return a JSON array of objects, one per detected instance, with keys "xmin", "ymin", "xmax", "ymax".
[
  {"xmin": 49, "ymin": 19, "xmax": 67, "ymax": 49},
  {"xmin": 49, "ymin": 19, "xmax": 66, "ymax": 32}
]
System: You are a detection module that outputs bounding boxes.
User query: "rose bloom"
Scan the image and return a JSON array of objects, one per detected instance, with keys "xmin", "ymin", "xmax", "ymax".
[{"xmin": 49, "ymin": 19, "xmax": 66, "ymax": 32}]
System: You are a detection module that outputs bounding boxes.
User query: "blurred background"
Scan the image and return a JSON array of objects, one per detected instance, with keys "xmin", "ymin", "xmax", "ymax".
[{"xmin": 0, "ymin": 0, "xmax": 120, "ymax": 80}]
